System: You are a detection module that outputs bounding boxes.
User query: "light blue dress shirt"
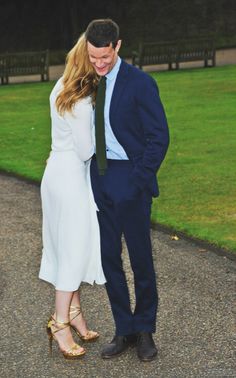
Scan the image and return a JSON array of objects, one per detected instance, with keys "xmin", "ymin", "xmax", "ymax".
[{"xmin": 104, "ymin": 57, "xmax": 128, "ymax": 160}]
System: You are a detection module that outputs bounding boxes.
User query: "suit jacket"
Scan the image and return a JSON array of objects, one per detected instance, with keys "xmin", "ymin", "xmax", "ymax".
[{"xmin": 109, "ymin": 60, "xmax": 169, "ymax": 197}]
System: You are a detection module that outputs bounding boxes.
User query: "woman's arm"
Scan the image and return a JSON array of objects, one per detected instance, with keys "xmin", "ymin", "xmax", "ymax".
[{"xmin": 65, "ymin": 99, "xmax": 95, "ymax": 161}]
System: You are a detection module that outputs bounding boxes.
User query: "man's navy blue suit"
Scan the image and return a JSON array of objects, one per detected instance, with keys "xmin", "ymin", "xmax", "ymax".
[{"xmin": 91, "ymin": 60, "xmax": 169, "ymax": 336}]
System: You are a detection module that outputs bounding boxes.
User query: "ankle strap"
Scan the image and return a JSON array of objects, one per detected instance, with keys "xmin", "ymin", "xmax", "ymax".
[
  {"xmin": 48, "ymin": 316, "xmax": 70, "ymax": 334},
  {"xmin": 69, "ymin": 305, "xmax": 81, "ymax": 321}
]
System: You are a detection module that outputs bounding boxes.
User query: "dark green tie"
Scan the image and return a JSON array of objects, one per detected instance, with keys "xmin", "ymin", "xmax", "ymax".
[{"xmin": 95, "ymin": 76, "xmax": 107, "ymax": 175}]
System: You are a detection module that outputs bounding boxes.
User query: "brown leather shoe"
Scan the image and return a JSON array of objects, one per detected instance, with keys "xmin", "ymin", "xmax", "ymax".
[
  {"xmin": 101, "ymin": 335, "xmax": 135, "ymax": 359},
  {"xmin": 136, "ymin": 332, "xmax": 157, "ymax": 362}
]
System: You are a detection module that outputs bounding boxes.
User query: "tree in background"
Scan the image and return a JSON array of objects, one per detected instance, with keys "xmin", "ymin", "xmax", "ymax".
[{"xmin": 0, "ymin": 0, "xmax": 235, "ymax": 55}]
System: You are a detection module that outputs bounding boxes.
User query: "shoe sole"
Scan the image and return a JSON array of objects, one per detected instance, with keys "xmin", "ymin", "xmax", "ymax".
[
  {"xmin": 137, "ymin": 353, "xmax": 157, "ymax": 362},
  {"xmin": 101, "ymin": 346, "xmax": 130, "ymax": 359}
]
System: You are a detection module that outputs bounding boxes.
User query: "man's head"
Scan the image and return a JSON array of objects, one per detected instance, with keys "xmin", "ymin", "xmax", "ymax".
[{"xmin": 85, "ymin": 19, "xmax": 121, "ymax": 76}]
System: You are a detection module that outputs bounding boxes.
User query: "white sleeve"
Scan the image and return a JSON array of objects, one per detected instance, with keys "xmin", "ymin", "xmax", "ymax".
[{"xmin": 65, "ymin": 99, "xmax": 95, "ymax": 161}]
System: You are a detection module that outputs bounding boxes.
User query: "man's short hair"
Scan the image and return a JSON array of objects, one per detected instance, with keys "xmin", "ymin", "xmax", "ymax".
[{"xmin": 85, "ymin": 19, "xmax": 119, "ymax": 49}]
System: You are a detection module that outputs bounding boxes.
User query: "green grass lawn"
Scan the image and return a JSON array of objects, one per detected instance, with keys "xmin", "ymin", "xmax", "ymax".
[
  {"xmin": 0, "ymin": 65, "xmax": 236, "ymax": 252},
  {"xmin": 152, "ymin": 65, "xmax": 236, "ymax": 252},
  {"xmin": 0, "ymin": 82, "xmax": 53, "ymax": 180}
]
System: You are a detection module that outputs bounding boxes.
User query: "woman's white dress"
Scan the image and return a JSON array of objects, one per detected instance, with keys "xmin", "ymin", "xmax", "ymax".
[{"xmin": 39, "ymin": 78, "xmax": 106, "ymax": 291}]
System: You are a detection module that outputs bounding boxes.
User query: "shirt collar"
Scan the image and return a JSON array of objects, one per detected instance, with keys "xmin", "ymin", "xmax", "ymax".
[{"xmin": 106, "ymin": 56, "xmax": 121, "ymax": 81}]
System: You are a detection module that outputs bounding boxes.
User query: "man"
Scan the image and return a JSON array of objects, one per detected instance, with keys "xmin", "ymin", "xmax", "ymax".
[{"xmin": 85, "ymin": 19, "xmax": 169, "ymax": 362}]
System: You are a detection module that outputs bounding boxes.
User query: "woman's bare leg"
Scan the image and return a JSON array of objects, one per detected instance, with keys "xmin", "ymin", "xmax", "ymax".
[
  {"xmin": 52, "ymin": 290, "xmax": 85, "ymax": 352},
  {"xmin": 69, "ymin": 290, "xmax": 89, "ymax": 336}
]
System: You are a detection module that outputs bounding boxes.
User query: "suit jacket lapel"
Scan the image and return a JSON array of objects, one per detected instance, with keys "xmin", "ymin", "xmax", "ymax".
[{"xmin": 109, "ymin": 60, "xmax": 129, "ymax": 122}]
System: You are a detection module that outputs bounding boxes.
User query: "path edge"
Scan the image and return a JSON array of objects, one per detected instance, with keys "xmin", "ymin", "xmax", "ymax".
[{"xmin": 1, "ymin": 170, "xmax": 235, "ymax": 261}]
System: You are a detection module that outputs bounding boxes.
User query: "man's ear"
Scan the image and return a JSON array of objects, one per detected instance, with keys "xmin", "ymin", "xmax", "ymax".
[{"xmin": 115, "ymin": 40, "xmax": 122, "ymax": 53}]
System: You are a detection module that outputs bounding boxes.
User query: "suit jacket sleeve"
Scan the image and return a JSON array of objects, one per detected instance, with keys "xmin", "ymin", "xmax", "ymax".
[{"xmin": 130, "ymin": 75, "xmax": 169, "ymax": 192}]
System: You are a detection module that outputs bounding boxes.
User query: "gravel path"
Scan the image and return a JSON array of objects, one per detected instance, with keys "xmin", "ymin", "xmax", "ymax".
[{"xmin": 0, "ymin": 174, "xmax": 235, "ymax": 378}]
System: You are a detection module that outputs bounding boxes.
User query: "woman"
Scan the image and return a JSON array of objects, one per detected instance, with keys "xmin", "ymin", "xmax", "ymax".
[{"xmin": 39, "ymin": 34, "xmax": 106, "ymax": 359}]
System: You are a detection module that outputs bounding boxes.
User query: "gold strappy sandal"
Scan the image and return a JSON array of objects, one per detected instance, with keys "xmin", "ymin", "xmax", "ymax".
[
  {"xmin": 46, "ymin": 315, "xmax": 86, "ymax": 359},
  {"xmin": 69, "ymin": 305, "xmax": 99, "ymax": 342}
]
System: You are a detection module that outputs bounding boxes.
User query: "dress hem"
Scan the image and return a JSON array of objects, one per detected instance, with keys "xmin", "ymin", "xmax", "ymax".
[{"xmin": 39, "ymin": 274, "xmax": 106, "ymax": 292}]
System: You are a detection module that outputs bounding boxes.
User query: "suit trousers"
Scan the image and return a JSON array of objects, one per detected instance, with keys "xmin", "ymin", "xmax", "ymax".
[{"xmin": 90, "ymin": 157, "xmax": 158, "ymax": 335}]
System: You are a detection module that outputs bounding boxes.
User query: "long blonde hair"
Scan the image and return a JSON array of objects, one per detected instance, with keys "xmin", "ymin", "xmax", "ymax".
[{"xmin": 56, "ymin": 33, "xmax": 98, "ymax": 114}]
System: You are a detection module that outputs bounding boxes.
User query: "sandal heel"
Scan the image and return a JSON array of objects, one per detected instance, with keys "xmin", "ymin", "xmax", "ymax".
[
  {"xmin": 69, "ymin": 305, "xmax": 99, "ymax": 342},
  {"xmin": 46, "ymin": 315, "xmax": 86, "ymax": 358}
]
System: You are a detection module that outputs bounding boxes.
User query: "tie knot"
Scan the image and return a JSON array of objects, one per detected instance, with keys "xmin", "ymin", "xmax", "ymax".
[
  {"xmin": 99, "ymin": 76, "xmax": 106, "ymax": 89},
  {"xmin": 100, "ymin": 76, "xmax": 106, "ymax": 82}
]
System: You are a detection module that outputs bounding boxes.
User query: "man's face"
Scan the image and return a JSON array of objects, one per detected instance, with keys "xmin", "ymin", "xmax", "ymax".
[{"xmin": 87, "ymin": 40, "xmax": 121, "ymax": 76}]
